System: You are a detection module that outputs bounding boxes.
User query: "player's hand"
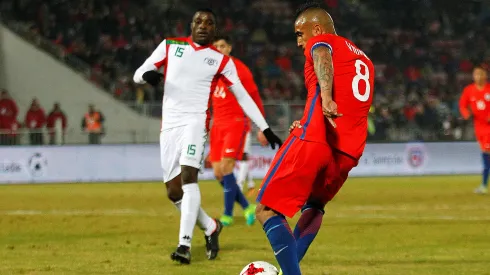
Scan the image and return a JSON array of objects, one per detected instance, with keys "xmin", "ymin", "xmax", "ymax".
[
  {"xmin": 289, "ymin": 120, "xmax": 302, "ymax": 133},
  {"xmin": 262, "ymin": 128, "xmax": 283, "ymax": 149},
  {"xmin": 322, "ymin": 98, "xmax": 342, "ymax": 128},
  {"xmin": 256, "ymin": 130, "xmax": 268, "ymax": 146},
  {"xmin": 142, "ymin": 71, "xmax": 163, "ymax": 86}
]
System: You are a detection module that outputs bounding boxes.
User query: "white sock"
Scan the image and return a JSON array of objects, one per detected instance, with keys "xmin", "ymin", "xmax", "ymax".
[
  {"xmin": 179, "ymin": 183, "xmax": 201, "ymax": 247},
  {"xmin": 173, "ymin": 200, "xmax": 217, "ymax": 236},
  {"xmin": 247, "ymin": 160, "xmax": 255, "ymax": 189},
  {"xmin": 237, "ymin": 160, "xmax": 249, "ymax": 191}
]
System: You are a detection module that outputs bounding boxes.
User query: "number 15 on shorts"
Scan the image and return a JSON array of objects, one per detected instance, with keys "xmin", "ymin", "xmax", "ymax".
[{"xmin": 187, "ymin": 144, "xmax": 196, "ymax": 156}]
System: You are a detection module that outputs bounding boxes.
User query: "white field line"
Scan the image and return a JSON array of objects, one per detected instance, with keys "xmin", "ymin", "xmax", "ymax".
[{"xmin": 1, "ymin": 206, "xmax": 490, "ymax": 221}]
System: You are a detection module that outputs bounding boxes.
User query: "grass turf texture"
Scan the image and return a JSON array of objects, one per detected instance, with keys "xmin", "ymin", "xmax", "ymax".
[{"xmin": 1, "ymin": 176, "xmax": 489, "ymax": 275}]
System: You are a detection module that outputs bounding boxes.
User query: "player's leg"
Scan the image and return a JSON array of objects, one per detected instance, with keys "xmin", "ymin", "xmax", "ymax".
[
  {"xmin": 294, "ymin": 151, "xmax": 357, "ymax": 263},
  {"xmin": 475, "ymin": 137, "xmax": 490, "ymax": 194},
  {"xmin": 177, "ymin": 122, "xmax": 222, "ymax": 261},
  {"xmin": 256, "ymin": 137, "xmax": 328, "ymax": 275},
  {"xmin": 220, "ymin": 125, "xmax": 254, "ymax": 226},
  {"xmin": 165, "ymin": 174, "xmax": 216, "ymax": 234},
  {"xmin": 237, "ymin": 131, "xmax": 254, "ymax": 194}
]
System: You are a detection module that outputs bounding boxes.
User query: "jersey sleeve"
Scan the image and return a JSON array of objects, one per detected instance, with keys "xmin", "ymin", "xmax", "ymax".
[
  {"xmin": 221, "ymin": 58, "xmax": 269, "ymax": 131},
  {"xmin": 459, "ymin": 87, "xmax": 471, "ymax": 119},
  {"xmin": 304, "ymin": 34, "xmax": 334, "ymax": 60},
  {"xmin": 133, "ymin": 39, "xmax": 167, "ymax": 84},
  {"xmin": 236, "ymin": 61, "xmax": 265, "ymax": 116}
]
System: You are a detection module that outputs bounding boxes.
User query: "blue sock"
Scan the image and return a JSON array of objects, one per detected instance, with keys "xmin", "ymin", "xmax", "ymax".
[
  {"xmin": 293, "ymin": 205, "xmax": 324, "ymax": 262},
  {"xmin": 263, "ymin": 216, "xmax": 301, "ymax": 275},
  {"xmin": 219, "ymin": 179, "xmax": 249, "ymax": 209},
  {"xmin": 235, "ymin": 187, "xmax": 250, "ymax": 210},
  {"xmin": 223, "ymin": 173, "xmax": 238, "ymax": 216},
  {"xmin": 482, "ymin": 153, "xmax": 490, "ymax": 187}
]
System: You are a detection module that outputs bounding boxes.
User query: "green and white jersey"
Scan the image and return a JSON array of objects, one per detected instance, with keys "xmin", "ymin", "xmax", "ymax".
[{"xmin": 134, "ymin": 37, "xmax": 268, "ymax": 131}]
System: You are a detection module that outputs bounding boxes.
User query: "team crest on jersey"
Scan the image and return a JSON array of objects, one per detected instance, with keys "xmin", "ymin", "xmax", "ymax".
[
  {"xmin": 485, "ymin": 93, "xmax": 490, "ymax": 101},
  {"xmin": 204, "ymin": 57, "xmax": 218, "ymax": 66}
]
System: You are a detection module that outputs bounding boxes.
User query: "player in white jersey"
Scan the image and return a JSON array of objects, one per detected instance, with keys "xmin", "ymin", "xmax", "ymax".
[{"xmin": 133, "ymin": 8, "xmax": 282, "ymax": 264}]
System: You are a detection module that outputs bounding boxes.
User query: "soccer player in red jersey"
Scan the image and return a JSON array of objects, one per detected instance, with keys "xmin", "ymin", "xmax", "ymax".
[
  {"xmin": 255, "ymin": 3, "xmax": 374, "ymax": 274},
  {"xmin": 459, "ymin": 66, "xmax": 490, "ymax": 194},
  {"xmin": 210, "ymin": 35, "xmax": 268, "ymax": 226}
]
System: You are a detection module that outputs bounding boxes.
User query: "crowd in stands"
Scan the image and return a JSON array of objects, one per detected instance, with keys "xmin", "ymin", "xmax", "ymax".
[
  {"xmin": 3, "ymin": 0, "xmax": 490, "ymax": 141},
  {"xmin": 0, "ymin": 90, "xmax": 67, "ymax": 145}
]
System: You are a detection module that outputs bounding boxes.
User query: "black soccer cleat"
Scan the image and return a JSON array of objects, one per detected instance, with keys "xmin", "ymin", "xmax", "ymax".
[
  {"xmin": 170, "ymin": 245, "xmax": 191, "ymax": 264},
  {"xmin": 205, "ymin": 219, "xmax": 223, "ymax": 260}
]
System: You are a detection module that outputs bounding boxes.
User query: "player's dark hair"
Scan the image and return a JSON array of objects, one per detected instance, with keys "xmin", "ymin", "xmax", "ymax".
[
  {"xmin": 475, "ymin": 64, "xmax": 489, "ymax": 71},
  {"xmin": 195, "ymin": 8, "xmax": 218, "ymax": 22},
  {"xmin": 295, "ymin": 1, "xmax": 323, "ymax": 19},
  {"xmin": 214, "ymin": 34, "xmax": 232, "ymax": 45}
]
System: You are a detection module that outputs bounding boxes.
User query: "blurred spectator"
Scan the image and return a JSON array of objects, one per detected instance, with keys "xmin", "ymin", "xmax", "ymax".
[
  {"xmin": 0, "ymin": 89, "xmax": 18, "ymax": 125},
  {"xmin": 0, "ymin": 116, "xmax": 21, "ymax": 146},
  {"xmin": 46, "ymin": 102, "xmax": 67, "ymax": 145},
  {"xmin": 24, "ymin": 98, "xmax": 46, "ymax": 145},
  {"xmin": 81, "ymin": 104, "xmax": 105, "ymax": 144}
]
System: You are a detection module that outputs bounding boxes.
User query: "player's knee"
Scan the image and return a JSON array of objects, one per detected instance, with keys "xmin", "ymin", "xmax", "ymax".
[
  {"xmin": 165, "ymin": 180, "xmax": 183, "ymax": 202},
  {"xmin": 304, "ymin": 199, "xmax": 326, "ymax": 213},
  {"xmin": 242, "ymin": 153, "xmax": 249, "ymax": 161},
  {"xmin": 220, "ymin": 158, "xmax": 236, "ymax": 175},
  {"xmin": 181, "ymin": 165, "xmax": 198, "ymax": 184},
  {"xmin": 255, "ymin": 203, "xmax": 277, "ymax": 225}
]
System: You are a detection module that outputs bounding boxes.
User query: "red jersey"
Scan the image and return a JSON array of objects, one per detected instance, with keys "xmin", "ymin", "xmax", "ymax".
[
  {"xmin": 25, "ymin": 108, "xmax": 46, "ymax": 129},
  {"xmin": 211, "ymin": 57, "xmax": 265, "ymax": 128},
  {"xmin": 459, "ymin": 83, "xmax": 490, "ymax": 135},
  {"xmin": 292, "ymin": 34, "xmax": 374, "ymax": 160}
]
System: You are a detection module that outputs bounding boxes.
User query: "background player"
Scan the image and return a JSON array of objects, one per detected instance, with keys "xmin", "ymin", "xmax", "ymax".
[
  {"xmin": 237, "ymin": 133, "xmax": 261, "ymax": 197},
  {"xmin": 459, "ymin": 66, "xmax": 490, "ymax": 194},
  {"xmin": 133, "ymin": 9, "xmax": 282, "ymax": 264},
  {"xmin": 254, "ymin": 3, "xmax": 374, "ymax": 274},
  {"xmin": 210, "ymin": 35, "xmax": 268, "ymax": 227}
]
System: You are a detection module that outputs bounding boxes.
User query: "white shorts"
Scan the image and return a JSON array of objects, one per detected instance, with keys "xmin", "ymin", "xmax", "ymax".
[
  {"xmin": 243, "ymin": 131, "xmax": 252, "ymax": 154},
  {"xmin": 160, "ymin": 121, "xmax": 207, "ymax": 183}
]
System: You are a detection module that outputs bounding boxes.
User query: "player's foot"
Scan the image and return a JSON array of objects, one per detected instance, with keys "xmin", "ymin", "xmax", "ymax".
[
  {"xmin": 278, "ymin": 269, "xmax": 283, "ymax": 275},
  {"xmin": 474, "ymin": 185, "xmax": 488, "ymax": 194},
  {"xmin": 205, "ymin": 219, "xmax": 223, "ymax": 260},
  {"xmin": 244, "ymin": 204, "xmax": 256, "ymax": 226},
  {"xmin": 247, "ymin": 187, "xmax": 256, "ymax": 198},
  {"xmin": 170, "ymin": 245, "xmax": 191, "ymax": 264},
  {"xmin": 220, "ymin": 215, "xmax": 233, "ymax": 226}
]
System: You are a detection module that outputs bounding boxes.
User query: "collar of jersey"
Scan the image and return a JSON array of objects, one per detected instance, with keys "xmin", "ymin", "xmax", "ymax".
[{"xmin": 187, "ymin": 36, "xmax": 210, "ymax": 51}]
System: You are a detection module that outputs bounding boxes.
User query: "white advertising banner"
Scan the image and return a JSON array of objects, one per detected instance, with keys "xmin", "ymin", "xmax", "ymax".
[{"xmin": 0, "ymin": 142, "xmax": 483, "ymax": 184}]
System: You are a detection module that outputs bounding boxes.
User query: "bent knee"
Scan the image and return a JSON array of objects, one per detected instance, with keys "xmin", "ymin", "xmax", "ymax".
[
  {"xmin": 220, "ymin": 157, "xmax": 236, "ymax": 175},
  {"xmin": 255, "ymin": 203, "xmax": 277, "ymax": 225}
]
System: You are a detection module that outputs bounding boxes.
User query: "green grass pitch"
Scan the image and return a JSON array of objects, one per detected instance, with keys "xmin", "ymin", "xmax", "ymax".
[{"xmin": 1, "ymin": 176, "xmax": 489, "ymax": 275}]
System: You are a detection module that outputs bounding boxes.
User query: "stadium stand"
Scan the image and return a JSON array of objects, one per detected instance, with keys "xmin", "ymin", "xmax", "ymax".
[{"xmin": 1, "ymin": 0, "xmax": 490, "ymax": 143}]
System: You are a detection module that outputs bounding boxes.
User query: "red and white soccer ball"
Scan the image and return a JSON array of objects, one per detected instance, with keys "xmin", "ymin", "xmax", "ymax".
[{"xmin": 240, "ymin": 261, "xmax": 279, "ymax": 275}]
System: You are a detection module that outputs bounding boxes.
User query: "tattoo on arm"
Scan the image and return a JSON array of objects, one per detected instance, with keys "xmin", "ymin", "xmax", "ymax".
[{"xmin": 312, "ymin": 46, "xmax": 334, "ymax": 100}]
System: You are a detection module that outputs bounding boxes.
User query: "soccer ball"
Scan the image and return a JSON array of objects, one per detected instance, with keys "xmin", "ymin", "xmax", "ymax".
[{"xmin": 240, "ymin": 261, "xmax": 279, "ymax": 275}]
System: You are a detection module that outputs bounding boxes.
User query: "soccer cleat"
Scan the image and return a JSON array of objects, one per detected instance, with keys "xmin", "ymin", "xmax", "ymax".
[
  {"xmin": 474, "ymin": 185, "xmax": 488, "ymax": 194},
  {"xmin": 278, "ymin": 269, "xmax": 283, "ymax": 275},
  {"xmin": 170, "ymin": 245, "xmax": 191, "ymax": 264},
  {"xmin": 244, "ymin": 204, "xmax": 256, "ymax": 226},
  {"xmin": 205, "ymin": 219, "xmax": 223, "ymax": 260},
  {"xmin": 220, "ymin": 215, "xmax": 233, "ymax": 226}
]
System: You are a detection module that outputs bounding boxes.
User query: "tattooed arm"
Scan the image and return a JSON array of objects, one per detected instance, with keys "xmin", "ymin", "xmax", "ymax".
[
  {"xmin": 312, "ymin": 46, "xmax": 341, "ymax": 127},
  {"xmin": 312, "ymin": 46, "xmax": 334, "ymax": 101}
]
